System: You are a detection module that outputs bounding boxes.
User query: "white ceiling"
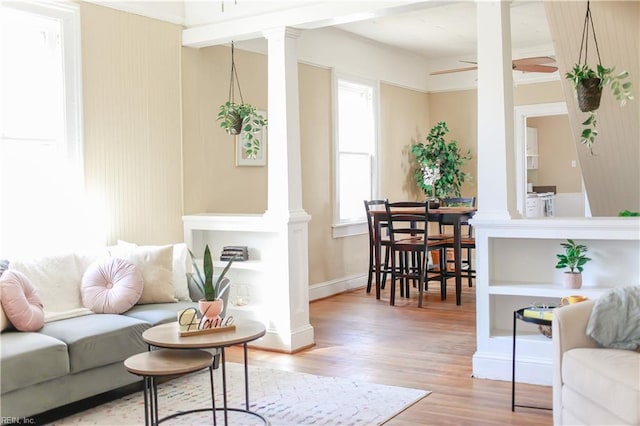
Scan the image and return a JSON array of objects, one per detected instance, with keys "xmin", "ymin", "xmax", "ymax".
[
  {"xmin": 95, "ymin": 0, "xmax": 555, "ymax": 63},
  {"xmin": 335, "ymin": 1, "xmax": 554, "ymax": 60}
]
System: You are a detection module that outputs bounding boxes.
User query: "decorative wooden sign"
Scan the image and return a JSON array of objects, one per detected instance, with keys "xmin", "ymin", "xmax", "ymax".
[{"xmin": 177, "ymin": 307, "xmax": 236, "ymax": 337}]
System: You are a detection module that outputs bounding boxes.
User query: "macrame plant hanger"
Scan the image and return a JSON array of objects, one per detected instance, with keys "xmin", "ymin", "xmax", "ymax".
[
  {"xmin": 228, "ymin": 42, "xmax": 244, "ymax": 108},
  {"xmin": 576, "ymin": 0, "xmax": 603, "ymax": 112},
  {"xmin": 227, "ymin": 42, "xmax": 245, "ymax": 134}
]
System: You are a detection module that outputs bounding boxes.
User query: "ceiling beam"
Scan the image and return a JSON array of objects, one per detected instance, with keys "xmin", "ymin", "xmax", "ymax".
[{"xmin": 182, "ymin": 1, "xmax": 438, "ymax": 48}]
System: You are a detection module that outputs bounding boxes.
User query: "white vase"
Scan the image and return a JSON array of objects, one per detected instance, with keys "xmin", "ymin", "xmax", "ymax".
[{"xmin": 563, "ymin": 272, "xmax": 582, "ymax": 289}]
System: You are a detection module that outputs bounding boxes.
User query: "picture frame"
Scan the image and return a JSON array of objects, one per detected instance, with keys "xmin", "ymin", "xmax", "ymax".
[{"xmin": 236, "ymin": 110, "xmax": 267, "ymax": 166}]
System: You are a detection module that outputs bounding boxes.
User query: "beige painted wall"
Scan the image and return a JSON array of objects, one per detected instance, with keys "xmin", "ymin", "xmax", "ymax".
[
  {"xmin": 527, "ymin": 115, "xmax": 582, "ymax": 193},
  {"xmin": 379, "ymin": 83, "xmax": 431, "ymax": 201},
  {"xmin": 182, "ymin": 46, "xmax": 268, "ymax": 214},
  {"xmin": 80, "ymin": 2, "xmax": 183, "ymax": 245}
]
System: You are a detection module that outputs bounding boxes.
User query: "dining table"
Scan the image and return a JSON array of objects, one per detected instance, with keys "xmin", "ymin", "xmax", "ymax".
[{"xmin": 369, "ymin": 206, "xmax": 476, "ymax": 306}]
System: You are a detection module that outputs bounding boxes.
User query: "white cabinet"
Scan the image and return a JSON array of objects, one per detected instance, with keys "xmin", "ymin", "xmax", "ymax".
[
  {"xmin": 526, "ymin": 126, "xmax": 538, "ymax": 170},
  {"xmin": 472, "ymin": 217, "xmax": 640, "ymax": 385}
]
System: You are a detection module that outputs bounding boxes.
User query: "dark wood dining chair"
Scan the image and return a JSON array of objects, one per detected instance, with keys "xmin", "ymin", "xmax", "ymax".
[
  {"xmin": 431, "ymin": 197, "xmax": 476, "ymax": 290},
  {"xmin": 364, "ymin": 199, "xmax": 390, "ymax": 294},
  {"xmin": 384, "ymin": 200, "xmax": 450, "ymax": 307}
]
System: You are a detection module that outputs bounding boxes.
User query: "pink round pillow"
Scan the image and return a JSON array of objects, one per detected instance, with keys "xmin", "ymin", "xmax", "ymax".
[
  {"xmin": 0, "ymin": 270, "xmax": 45, "ymax": 331},
  {"xmin": 81, "ymin": 258, "xmax": 143, "ymax": 314}
]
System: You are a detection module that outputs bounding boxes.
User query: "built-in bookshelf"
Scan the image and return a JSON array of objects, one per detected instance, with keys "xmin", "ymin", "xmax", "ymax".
[
  {"xmin": 472, "ymin": 217, "xmax": 640, "ymax": 385},
  {"xmin": 182, "ymin": 212, "xmax": 314, "ymax": 353}
]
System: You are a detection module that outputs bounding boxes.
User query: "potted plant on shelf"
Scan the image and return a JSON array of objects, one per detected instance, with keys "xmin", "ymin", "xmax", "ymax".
[
  {"xmin": 555, "ymin": 239, "xmax": 591, "ymax": 289},
  {"xmin": 189, "ymin": 245, "xmax": 236, "ymax": 320},
  {"xmin": 411, "ymin": 121, "xmax": 472, "ymax": 205}
]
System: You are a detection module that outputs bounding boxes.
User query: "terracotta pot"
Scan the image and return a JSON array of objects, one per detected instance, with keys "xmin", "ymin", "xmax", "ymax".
[
  {"xmin": 563, "ymin": 272, "xmax": 582, "ymax": 289},
  {"xmin": 198, "ymin": 299, "xmax": 223, "ymax": 320}
]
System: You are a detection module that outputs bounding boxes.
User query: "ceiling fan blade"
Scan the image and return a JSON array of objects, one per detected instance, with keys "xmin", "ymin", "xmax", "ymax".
[
  {"xmin": 514, "ymin": 64, "xmax": 558, "ymax": 73},
  {"xmin": 513, "ymin": 56, "xmax": 556, "ymax": 66},
  {"xmin": 430, "ymin": 66, "xmax": 478, "ymax": 75}
]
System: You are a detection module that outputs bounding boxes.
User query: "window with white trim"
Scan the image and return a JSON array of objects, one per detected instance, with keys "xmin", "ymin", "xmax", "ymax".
[
  {"xmin": 333, "ymin": 74, "xmax": 379, "ymax": 238},
  {"xmin": 0, "ymin": 1, "xmax": 89, "ymax": 258}
]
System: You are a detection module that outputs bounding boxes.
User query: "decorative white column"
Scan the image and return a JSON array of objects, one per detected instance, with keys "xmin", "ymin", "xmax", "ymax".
[
  {"xmin": 474, "ymin": 1, "xmax": 520, "ymax": 220},
  {"xmin": 259, "ymin": 27, "xmax": 314, "ymax": 352}
]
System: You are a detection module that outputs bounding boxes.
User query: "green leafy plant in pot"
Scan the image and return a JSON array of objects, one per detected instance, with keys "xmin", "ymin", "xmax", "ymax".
[
  {"xmin": 217, "ymin": 101, "xmax": 267, "ymax": 159},
  {"xmin": 564, "ymin": 2, "xmax": 633, "ymax": 154},
  {"xmin": 411, "ymin": 121, "xmax": 472, "ymax": 204},
  {"xmin": 189, "ymin": 245, "xmax": 236, "ymax": 319},
  {"xmin": 555, "ymin": 239, "xmax": 591, "ymax": 289},
  {"xmin": 565, "ymin": 64, "xmax": 633, "ymax": 153}
]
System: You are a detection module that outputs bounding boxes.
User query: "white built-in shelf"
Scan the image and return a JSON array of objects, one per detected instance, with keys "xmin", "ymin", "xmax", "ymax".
[
  {"xmin": 213, "ymin": 260, "xmax": 264, "ymax": 271},
  {"xmin": 472, "ymin": 217, "xmax": 640, "ymax": 386},
  {"xmin": 488, "ymin": 282, "xmax": 616, "ymax": 298}
]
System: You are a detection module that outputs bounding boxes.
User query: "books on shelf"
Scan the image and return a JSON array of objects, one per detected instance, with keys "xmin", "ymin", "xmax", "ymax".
[
  {"xmin": 523, "ymin": 306, "xmax": 556, "ymax": 321},
  {"xmin": 220, "ymin": 246, "xmax": 248, "ymax": 261}
]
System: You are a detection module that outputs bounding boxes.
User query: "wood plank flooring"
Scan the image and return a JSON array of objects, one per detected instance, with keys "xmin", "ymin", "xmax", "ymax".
[
  {"xmin": 35, "ymin": 280, "xmax": 553, "ymax": 425},
  {"xmin": 226, "ymin": 281, "xmax": 553, "ymax": 425}
]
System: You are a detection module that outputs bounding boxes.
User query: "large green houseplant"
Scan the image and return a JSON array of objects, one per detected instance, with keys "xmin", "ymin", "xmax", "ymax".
[
  {"xmin": 411, "ymin": 122, "xmax": 472, "ymax": 201},
  {"xmin": 217, "ymin": 101, "xmax": 267, "ymax": 159}
]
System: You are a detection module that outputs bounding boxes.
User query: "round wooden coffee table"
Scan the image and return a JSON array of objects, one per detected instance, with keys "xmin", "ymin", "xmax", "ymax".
[
  {"xmin": 142, "ymin": 319, "xmax": 267, "ymax": 425},
  {"xmin": 125, "ymin": 349, "xmax": 215, "ymax": 425}
]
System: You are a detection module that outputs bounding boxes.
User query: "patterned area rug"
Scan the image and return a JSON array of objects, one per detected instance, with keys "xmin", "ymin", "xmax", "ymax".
[{"xmin": 55, "ymin": 363, "xmax": 430, "ymax": 425}]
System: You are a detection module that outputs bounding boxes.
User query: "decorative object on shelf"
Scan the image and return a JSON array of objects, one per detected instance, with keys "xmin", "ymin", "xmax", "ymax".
[
  {"xmin": 217, "ymin": 42, "xmax": 267, "ymax": 160},
  {"xmin": 555, "ymin": 239, "xmax": 591, "ymax": 289},
  {"xmin": 561, "ymin": 295, "xmax": 589, "ymax": 306},
  {"xmin": 232, "ymin": 283, "xmax": 250, "ymax": 307},
  {"xmin": 564, "ymin": 0, "xmax": 633, "ymax": 154},
  {"xmin": 221, "ymin": 246, "xmax": 248, "ymax": 261},
  {"xmin": 189, "ymin": 245, "xmax": 236, "ymax": 319},
  {"xmin": 411, "ymin": 121, "xmax": 472, "ymax": 201}
]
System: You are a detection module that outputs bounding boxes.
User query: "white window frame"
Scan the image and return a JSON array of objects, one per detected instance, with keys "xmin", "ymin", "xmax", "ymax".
[
  {"xmin": 331, "ymin": 71, "xmax": 380, "ymax": 238},
  {"xmin": 1, "ymin": 0, "xmax": 84, "ymax": 256}
]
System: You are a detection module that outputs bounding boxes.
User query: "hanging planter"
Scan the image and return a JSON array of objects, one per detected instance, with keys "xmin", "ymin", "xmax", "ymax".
[
  {"xmin": 576, "ymin": 77, "xmax": 602, "ymax": 113},
  {"xmin": 216, "ymin": 42, "xmax": 267, "ymax": 159},
  {"xmin": 564, "ymin": 1, "xmax": 634, "ymax": 154}
]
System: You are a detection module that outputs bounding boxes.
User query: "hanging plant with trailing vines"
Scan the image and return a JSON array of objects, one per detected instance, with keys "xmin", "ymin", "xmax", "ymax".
[{"xmin": 216, "ymin": 42, "xmax": 267, "ymax": 160}]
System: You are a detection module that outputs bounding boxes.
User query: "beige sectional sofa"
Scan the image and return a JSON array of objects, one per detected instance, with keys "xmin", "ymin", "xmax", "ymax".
[
  {"xmin": 0, "ymin": 244, "xmax": 222, "ymax": 420},
  {"xmin": 552, "ymin": 299, "xmax": 640, "ymax": 425}
]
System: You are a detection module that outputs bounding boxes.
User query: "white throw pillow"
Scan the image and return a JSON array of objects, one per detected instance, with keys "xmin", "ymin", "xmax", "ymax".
[
  {"xmin": 116, "ymin": 240, "xmax": 190, "ymax": 301},
  {"xmin": 110, "ymin": 244, "xmax": 176, "ymax": 304},
  {"xmin": 9, "ymin": 252, "xmax": 97, "ymax": 322}
]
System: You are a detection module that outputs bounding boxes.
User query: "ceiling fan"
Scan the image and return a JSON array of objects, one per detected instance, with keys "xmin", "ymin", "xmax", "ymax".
[{"xmin": 431, "ymin": 56, "xmax": 558, "ymax": 75}]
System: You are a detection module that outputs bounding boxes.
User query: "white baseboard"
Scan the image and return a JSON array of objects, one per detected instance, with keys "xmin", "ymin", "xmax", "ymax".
[
  {"xmin": 472, "ymin": 351, "xmax": 552, "ymax": 386},
  {"xmin": 309, "ymin": 274, "xmax": 367, "ymax": 301}
]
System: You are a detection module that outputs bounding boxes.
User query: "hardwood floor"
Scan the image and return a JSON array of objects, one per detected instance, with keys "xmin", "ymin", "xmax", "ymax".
[
  {"xmin": 35, "ymin": 280, "xmax": 552, "ymax": 425},
  {"xmin": 226, "ymin": 281, "xmax": 553, "ymax": 425}
]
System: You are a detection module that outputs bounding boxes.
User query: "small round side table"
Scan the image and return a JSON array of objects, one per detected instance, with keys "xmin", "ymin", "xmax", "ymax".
[{"xmin": 125, "ymin": 348, "xmax": 215, "ymax": 426}]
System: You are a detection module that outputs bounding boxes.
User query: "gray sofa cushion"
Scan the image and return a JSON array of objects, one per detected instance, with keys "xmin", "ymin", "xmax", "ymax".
[
  {"xmin": 39, "ymin": 314, "xmax": 150, "ymax": 373},
  {"xmin": 123, "ymin": 301, "xmax": 198, "ymax": 326},
  {"xmin": 1, "ymin": 332, "xmax": 69, "ymax": 393}
]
